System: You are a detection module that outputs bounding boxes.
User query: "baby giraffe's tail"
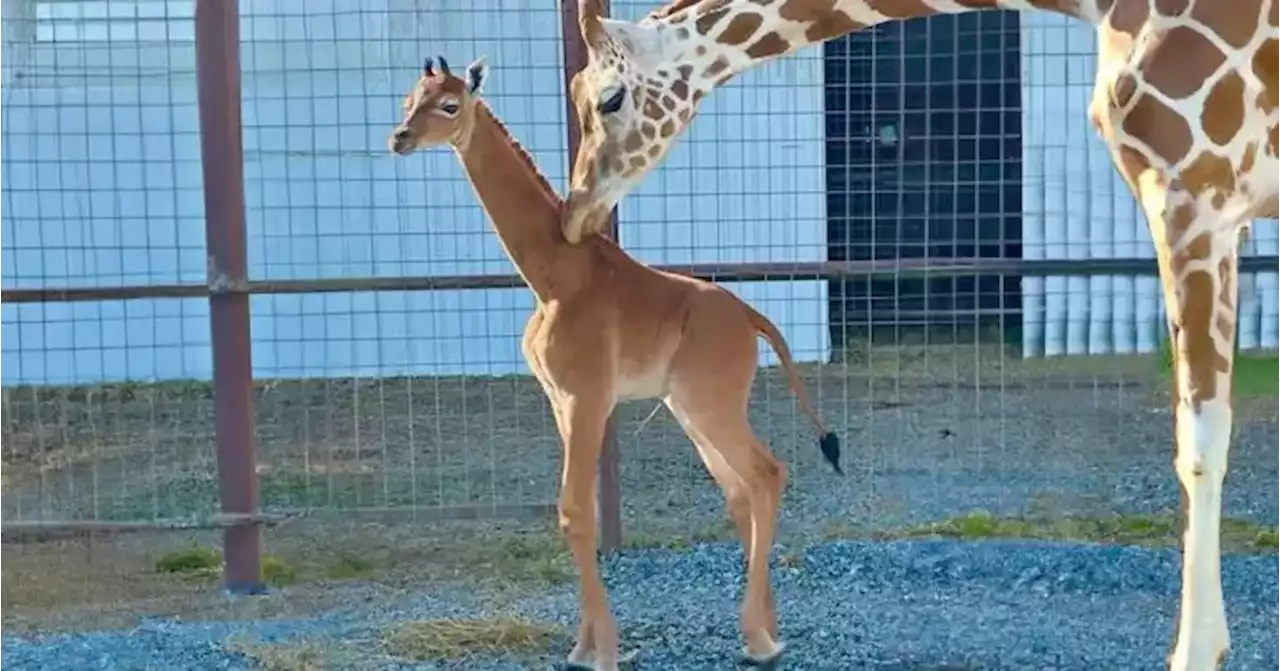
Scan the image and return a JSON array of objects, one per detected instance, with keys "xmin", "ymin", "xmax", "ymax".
[{"xmin": 744, "ymin": 305, "xmax": 842, "ymax": 475}]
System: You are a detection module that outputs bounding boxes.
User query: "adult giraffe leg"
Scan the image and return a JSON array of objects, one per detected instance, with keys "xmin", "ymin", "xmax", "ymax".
[{"xmin": 1137, "ymin": 185, "xmax": 1240, "ymax": 671}]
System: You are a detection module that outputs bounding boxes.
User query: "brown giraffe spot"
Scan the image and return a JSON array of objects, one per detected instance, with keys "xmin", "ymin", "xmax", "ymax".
[
  {"xmin": 1200, "ymin": 72, "xmax": 1246, "ymax": 146},
  {"xmin": 1215, "ymin": 315, "xmax": 1234, "ymax": 343},
  {"xmin": 662, "ymin": 95, "xmax": 678, "ymax": 111},
  {"xmin": 661, "ymin": 120, "xmax": 676, "ymax": 137},
  {"xmin": 1239, "ymin": 142, "xmax": 1258, "ymax": 176},
  {"xmin": 1154, "ymin": 0, "xmax": 1190, "ymax": 16},
  {"xmin": 677, "ymin": 65, "xmax": 694, "ymax": 81},
  {"xmin": 1211, "ymin": 192, "xmax": 1226, "ymax": 209},
  {"xmin": 671, "ymin": 80, "xmax": 690, "ymax": 100},
  {"xmin": 703, "ymin": 57, "xmax": 730, "ymax": 79},
  {"xmin": 1252, "ymin": 39, "xmax": 1278, "ymax": 113},
  {"xmin": 1141, "ymin": 27, "xmax": 1226, "ymax": 100},
  {"xmin": 609, "ymin": 157, "xmax": 627, "ymax": 175},
  {"xmin": 692, "ymin": 90, "xmax": 705, "ymax": 104},
  {"xmin": 864, "ymin": 0, "xmax": 934, "ymax": 20},
  {"xmin": 641, "ymin": 122, "xmax": 657, "ymax": 139},
  {"xmin": 1112, "ymin": 72, "xmax": 1138, "ymax": 108},
  {"xmin": 718, "ymin": 12, "xmax": 763, "ymax": 45},
  {"xmin": 746, "ymin": 32, "xmax": 791, "ymax": 59},
  {"xmin": 678, "ymin": 108, "xmax": 693, "ymax": 122},
  {"xmin": 776, "ymin": 0, "xmax": 866, "ymax": 42},
  {"xmin": 1216, "ymin": 257, "xmax": 1235, "ymax": 342},
  {"xmin": 1108, "ymin": 0, "xmax": 1149, "ymax": 33},
  {"xmin": 647, "ymin": 145, "xmax": 663, "ymax": 158},
  {"xmin": 953, "ymin": 0, "xmax": 1001, "ymax": 7},
  {"xmin": 695, "ymin": 45, "xmax": 707, "ymax": 56},
  {"xmin": 805, "ymin": 11, "xmax": 862, "ymax": 42},
  {"xmin": 1180, "ymin": 270, "xmax": 1226, "ymax": 406},
  {"xmin": 1122, "ymin": 94, "xmax": 1194, "ymax": 165},
  {"xmin": 1267, "ymin": 125, "xmax": 1279, "ymax": 157},
  {"xmin": 643, "ymin": 97, "xmax": 665, "ymax": 120},
  {"xmin": 628, "ymin": 155, "xmax": 646, "ymax": 169},
  {"xmin": 623, "ymin": 131, "xmax": 644, "ymax": 152},
  {"xmin": 1180, "ymin": 151, "xmax": 1236, "ymax": 197},
  {"xmin": 675, "ymin": 27, "xmax": 690, "ymax": 39},
  {"xmin": 695, "ymin": 6, "xmax": 732, "ymax": 34},
  {"xmin": 1191, "ymin": 0, "xmax": 1265, "ymax": 50},
  {"xmin": 1115, "ymin": 145, "xmax": 1153, "ymax": 195},
  {"xmin": 1271, "ymin": 0, "xmax": 1278, "ymax": 26},
  {"xmin": 1170, "ymin": 229, "xmax": 1211, "ymax": 279}
]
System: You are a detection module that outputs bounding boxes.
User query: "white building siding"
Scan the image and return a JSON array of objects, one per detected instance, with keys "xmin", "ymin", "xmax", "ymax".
[
  {"xmin": 2, "ymin": 0, "xmax": 829, "ymax": 384},
  {"xmin": 1020, "ymin": 12, "xmax": 1277, "ymax": 358}
]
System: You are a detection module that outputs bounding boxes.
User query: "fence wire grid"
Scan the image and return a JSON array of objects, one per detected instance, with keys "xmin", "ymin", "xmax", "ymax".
[{"xmin": 1, "ymin": 0, "xmax": 1277, "ymax": 567}]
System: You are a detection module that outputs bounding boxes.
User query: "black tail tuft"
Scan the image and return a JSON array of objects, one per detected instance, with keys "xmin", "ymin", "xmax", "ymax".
[{"xmin": 818, "ymin": 432, "xmax": 842, "ymax": 475}]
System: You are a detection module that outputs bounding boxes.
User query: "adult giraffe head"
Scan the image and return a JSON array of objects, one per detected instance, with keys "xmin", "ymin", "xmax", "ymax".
[
  {"xmin": 560, "ymin": 0, "xmax": 1108, "ymax": 242},
  {"xmin": 564, "ymin": 0, "xmax": 805, "ymax": 241}
]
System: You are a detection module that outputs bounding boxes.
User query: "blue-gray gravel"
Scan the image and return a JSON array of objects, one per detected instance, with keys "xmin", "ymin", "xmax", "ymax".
[{"xmin": 4, "ymin": 539, "xmax": 1276, "ymax": 670}]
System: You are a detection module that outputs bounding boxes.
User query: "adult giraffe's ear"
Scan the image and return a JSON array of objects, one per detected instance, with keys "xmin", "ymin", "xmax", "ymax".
[
  {"xmin": 465, "ymin": 56, "xmax": 488, "ymax": 95},
  {"xmin": 600, "ymin": 18, "xmax": 663, "ymax": 63}
]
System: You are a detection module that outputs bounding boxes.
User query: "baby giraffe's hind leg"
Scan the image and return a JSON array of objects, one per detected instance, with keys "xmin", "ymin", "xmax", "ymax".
[{"xmin": 667, "ymin": 397, "xmax": 787, "ymax": 668}]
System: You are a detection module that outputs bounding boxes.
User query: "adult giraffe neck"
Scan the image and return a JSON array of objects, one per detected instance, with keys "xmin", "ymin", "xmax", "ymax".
[{"xmin": 646, "ymin": 0, "xmax": 1102, "ymax": 85}]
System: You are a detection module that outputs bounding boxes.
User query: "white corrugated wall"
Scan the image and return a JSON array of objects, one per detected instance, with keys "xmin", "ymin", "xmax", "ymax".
[
  {"xmin": 0, "ymin": 0, "xmax": 829, "ymax": 384},
  {"xmin": 1020, "ymin": 13, "xmax": 1278, "ymax": 358}
]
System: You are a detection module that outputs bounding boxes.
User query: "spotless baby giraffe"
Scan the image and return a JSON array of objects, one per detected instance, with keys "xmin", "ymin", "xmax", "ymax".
[
  {"xmin": 388, "ymin": 55, "xmax": 841, "ymax": 671},
  {"xmin": 562, "ymin": 0, "xmax": 1278, "ymax": 668}
]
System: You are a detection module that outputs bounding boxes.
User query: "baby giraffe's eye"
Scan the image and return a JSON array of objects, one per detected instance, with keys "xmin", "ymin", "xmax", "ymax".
[{"xmin": 439, "ymin": 102, "xmax": 460, "ymax": 116}]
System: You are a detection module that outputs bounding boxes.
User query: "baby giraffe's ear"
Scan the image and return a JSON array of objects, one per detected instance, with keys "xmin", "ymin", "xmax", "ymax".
[{"xmin": 466, "ymin": 56, "xmax": 488, "ymax": 95}]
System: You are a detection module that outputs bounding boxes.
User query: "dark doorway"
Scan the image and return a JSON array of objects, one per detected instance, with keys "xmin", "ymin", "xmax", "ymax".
[{"xmin": 823, "ymin": 12, "xmax": 1023, "ymax": 349}]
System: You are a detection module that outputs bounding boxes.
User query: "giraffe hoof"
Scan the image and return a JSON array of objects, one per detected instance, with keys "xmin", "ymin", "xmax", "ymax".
[{"xmin": 739, "ymin": 643, "xmax": 785, "ymax": 670}]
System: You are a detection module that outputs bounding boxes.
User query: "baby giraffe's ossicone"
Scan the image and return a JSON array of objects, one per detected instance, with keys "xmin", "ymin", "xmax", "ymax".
[{"xmin": 388, "ymin": 55, "xmax": 842, "ymax": 671}]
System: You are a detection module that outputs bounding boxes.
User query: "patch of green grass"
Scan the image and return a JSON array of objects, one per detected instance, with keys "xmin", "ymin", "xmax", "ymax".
[
  {"xmin": 383, "ymin": 616, "xmax": 565, "ymax": 661},
  {"xmin": 154, "ymin": 547, "xmax": 221, "ymax": 577},
  {"xmin": 1254, "ymin": 528, "xmax": 1279, "ymax": 551},
  {"xmin": 154, "ymin": 548, "xmax": 300, "ymax": 586},
  {"xmin": 876, "ymin": 510, "xmax": 1279, "ymax": 555},
  {"xmin": 489, "ymin": 533, "xmax": 575, "ymax": 586},
  {"xmin": 323, "ymin": 554, "xmax": 377, "ymax": 580},
  {"xmin": 1233, "ymin": 353, "xmax": 1279, "ymax": 399},
  {"xmin": 1156, "ymin": 337, "xmax": 1277, "ymax": 399},
  {"xmin": 262, "ymin": 555, "xmax": 299, "ymax": 587}
]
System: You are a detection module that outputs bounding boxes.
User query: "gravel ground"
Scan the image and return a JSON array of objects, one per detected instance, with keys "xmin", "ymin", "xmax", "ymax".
[
  {"xmin": 3, "ymin": 352, "xmax": 1276, "ymax": 669},
  {"xmin": 2, "ymin": 539, "xmax": 1277, "ymax": 670}
]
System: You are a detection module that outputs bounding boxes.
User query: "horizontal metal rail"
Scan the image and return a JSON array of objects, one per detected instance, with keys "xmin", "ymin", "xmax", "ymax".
[{"xmin": 5, "ymin": 256, "xmax": 1276, "ymax": 304}]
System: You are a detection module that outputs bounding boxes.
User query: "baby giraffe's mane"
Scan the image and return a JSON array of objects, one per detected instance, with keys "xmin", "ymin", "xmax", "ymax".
[{"xmin": 474, "ymin": 99, "xmax": 562, "ymax": 206}]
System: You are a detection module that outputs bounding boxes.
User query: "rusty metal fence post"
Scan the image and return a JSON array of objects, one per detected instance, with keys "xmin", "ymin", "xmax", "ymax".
[
  {"xmin": 194, "ymin": 0, "xmax": 264, "ymax": 593},
  {"xmin": 561, "ymin": 0, "xmax": 623, "ymax": 553}
]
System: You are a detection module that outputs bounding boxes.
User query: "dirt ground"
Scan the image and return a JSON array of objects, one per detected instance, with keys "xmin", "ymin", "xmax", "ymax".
[{"xmin": 4, "ymin": 341, "xmax": 1277, "ymax": 636}]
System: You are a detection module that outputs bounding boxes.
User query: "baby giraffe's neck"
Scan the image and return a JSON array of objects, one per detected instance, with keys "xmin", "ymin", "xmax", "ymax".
[{"xmin": 452, "ymin": 103, "xmax": 571, "ymax": 302}]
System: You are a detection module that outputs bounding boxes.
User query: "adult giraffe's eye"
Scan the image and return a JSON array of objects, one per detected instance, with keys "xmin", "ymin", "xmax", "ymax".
[
  {"xmin": 439, "ymin": 102, "xmax": 460, "ymax": 116},
  {"xmin": 597, "ymin": 86, "xmax": 625, "ymax": 114}
]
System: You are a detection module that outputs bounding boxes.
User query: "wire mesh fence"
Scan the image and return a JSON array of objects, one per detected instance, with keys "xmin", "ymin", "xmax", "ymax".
[{"xmin": 2, "ymin": 0, "xmax": 1276, "ymax": 585}]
